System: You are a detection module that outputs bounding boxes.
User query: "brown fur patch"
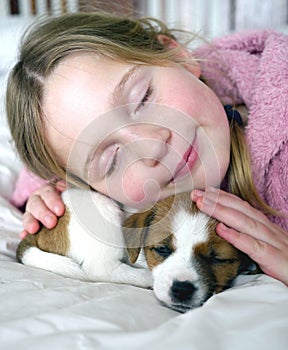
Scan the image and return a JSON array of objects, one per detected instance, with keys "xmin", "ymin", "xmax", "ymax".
[
  {"xmin": 17, "ymin": 208, "xmax": 71, "ymax": 262},
  {"xmin": 124, "ymin": 193, "xmax": 193, "ymax": 265},
  {"xmin": 193, "ymin": 218, "xmax": 245, "ymax": 293},
  {"xmin": 123, "ymin": 208, "xmax": 155, "ymax": 264},
  {"xmin": 144, "ymin": 235, "xmax": 175, "ymax": 270},
  {"xmin": 36, "ymin": 208, "xmax": 71, "ymax": 255}
]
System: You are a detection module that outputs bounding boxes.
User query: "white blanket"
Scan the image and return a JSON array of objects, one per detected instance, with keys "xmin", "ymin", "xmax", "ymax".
[{"xmin": 1, "ymin": 18, "xmax": 287, "ymax": 350}]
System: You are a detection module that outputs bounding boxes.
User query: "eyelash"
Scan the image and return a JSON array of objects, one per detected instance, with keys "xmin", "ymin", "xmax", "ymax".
[
  {"xmin": 106, "ymin": 146, "xmax": 120, "ymax": 177},
  {"xmin": 135, "ymin": 84, "xmax": 153, "ymax": 113}
]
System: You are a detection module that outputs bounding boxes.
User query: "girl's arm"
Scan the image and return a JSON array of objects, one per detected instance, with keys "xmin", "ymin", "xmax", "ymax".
[{"xmin": 192, "ymin": 187, "xmax": 288, "ymax": 286}]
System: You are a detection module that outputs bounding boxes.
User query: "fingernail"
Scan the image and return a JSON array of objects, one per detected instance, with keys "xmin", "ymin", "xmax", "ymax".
[
  {"xmin": 206, "ymin": 186, "xmax": 219, "ymax": 193},
  {"xmin": 219, "ymin": 222, "xmax": 228, "ymax": 231},
  {"xmin": 194, "ymin": 189, "xmax": 205, "ymax": 197},
  {"xmin": 202, "ymin": 196, "xmax": 214, "ymax": 206},
  {"xmin": 54, "ymin": 205, "xmax": 62, "ymax": 215},
  {"xmin": 20, "ymin": 231, "xmax": 28, "ymax": 240}
]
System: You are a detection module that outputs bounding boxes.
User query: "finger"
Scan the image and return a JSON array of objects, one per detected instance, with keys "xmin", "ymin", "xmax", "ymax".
[
  {"xmin": 192, "ymin": 187, "xmax": 268, "ymax": 226},
  {"xmin": 192, "ymin": 188, "xmax": 287, "ymax": 243},
  {"xmin": 217, "ymin": 223, "xmax": 273, "ymax": 259},
  {"xmin": 25, "ymin": 196, "xmax": 58, "ymax": 229},
  {"xmin": 27, "ymin": 186, "xmax": 65, "ymax": 217},
  {"xmin": 20, "ymin": 230, "xmax": 29, "ymax": 240},
  {"xmin": 39, "ymin": 184, "xmax": 65, "ymax": 216},
  {"xmin": 22, "ymin": 212, "xmax": 41, "ymax": 234},
  {"xmin": 217, "ymin": 223, "xmax": 288, "ymax": 285},
  {"xmin": 195, "ymin": 194, "xmax": 285, "ymax": 247},
  {"xmin": 55, "ymin": 180, "xmax": 67, "ymax": 192}
]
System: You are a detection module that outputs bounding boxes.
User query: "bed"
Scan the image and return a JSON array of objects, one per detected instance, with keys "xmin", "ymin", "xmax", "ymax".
[{"xmin": 1, "ymin": 6, "xmax": 288, "ymax": 350}]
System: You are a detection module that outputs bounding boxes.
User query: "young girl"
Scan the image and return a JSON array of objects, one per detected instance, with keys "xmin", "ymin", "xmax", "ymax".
[{"xmin": 6, "ymin": 12, "xmax": 288, "ymax": 285}]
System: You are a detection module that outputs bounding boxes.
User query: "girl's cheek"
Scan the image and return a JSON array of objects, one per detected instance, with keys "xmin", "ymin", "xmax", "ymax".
[
  {"xmin": 122, "ymin": 176, "xmax": 146, "ymax": 205},
  {"xmin": 121, "ymin": 176, "xmax": 161, "ymax": 208}
]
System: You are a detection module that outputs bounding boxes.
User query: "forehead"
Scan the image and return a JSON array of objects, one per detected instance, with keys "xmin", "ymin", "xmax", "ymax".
[
  {"xmin": 146, "ymin": 195, "xmax": 211, "ymax": 248},
  {"xmin": 171, "ymin": 208, "xmax": 211, "ymax": 252},
  {"xmin": 41, "ymin": 53, "xmax": 131, "ymax": 164},
  {"xmin": 43, "ymin": 53, "xmax": 130, "ymax": 134},
  {"xmin": 170, "ymin": 206, "xmax": 236, "ymax": 258}
]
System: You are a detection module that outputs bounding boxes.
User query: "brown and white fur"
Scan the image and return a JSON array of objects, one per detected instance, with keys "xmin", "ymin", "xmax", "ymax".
[
  {"xmin": 124, "ymin": 192, "xmax": 258, "ymax": 312},
  {"xmin": 17, "ymin": 188, "xmax": 152, "ymax": 288}
]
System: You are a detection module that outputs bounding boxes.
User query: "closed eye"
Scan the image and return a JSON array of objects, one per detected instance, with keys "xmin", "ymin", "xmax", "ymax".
[
  {"xmin": 106, "ymin": 146, "xmax": 120, "ymax": 177},
  {"xmin": 151, "ymin": 245, "xmax": 172, "ymax": 259},
  {"xmin": 210, "ymin": 257, "xmax": 236, "ymax": 264},
  {"xmin": 135, "ymin": 84, "xmax": 153, "ymax": 113},
  {"xmin": 201, "ymin": 252, "xmax": 236, "ymax": 265}
]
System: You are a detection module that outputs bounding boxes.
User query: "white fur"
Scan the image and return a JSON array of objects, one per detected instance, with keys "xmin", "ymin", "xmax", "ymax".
[
  {"xmin": 21, "ymin": 189, "xmax": 152, "ymax": 288},
  {"xmin": 152, "ymin": 207, "xmax": 210, "ymax": 308}
]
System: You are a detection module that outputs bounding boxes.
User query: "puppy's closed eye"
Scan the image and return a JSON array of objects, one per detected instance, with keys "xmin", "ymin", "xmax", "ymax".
[
  {"xmin": 150, "ymin": 245, "xmax": 173, "ymax": 259},
  {"xmin": 200, "ymin": 252, "xmax": 237, "ymax": 265}
]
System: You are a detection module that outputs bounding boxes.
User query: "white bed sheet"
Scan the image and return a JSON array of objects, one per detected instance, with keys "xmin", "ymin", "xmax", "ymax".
[
  {"xmin": 1, "ymin": 218, "xmax": 288, "ymax": 350},
  {"xmin": 1, "ymin": 16, "xmax": 288, "ymax": 350}
]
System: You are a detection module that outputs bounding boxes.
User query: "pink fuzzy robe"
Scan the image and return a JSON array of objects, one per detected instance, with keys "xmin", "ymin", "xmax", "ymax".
[
  {"xmin": 193, "ymin": 30, "xmax": 288, "ymax": 230},
  {"xmin": 11, "ymin": 30, "xmax": 288, "ymax": 230}
]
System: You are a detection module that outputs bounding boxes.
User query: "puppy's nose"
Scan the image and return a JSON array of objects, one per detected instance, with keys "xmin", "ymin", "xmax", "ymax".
[{"xmin": 169, "ymin": 280, "xmax": 196, "ymax": 302}]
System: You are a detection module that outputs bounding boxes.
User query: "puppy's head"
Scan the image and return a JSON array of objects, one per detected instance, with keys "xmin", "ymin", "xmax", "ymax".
[{"xmin": 123, "ymin": 192, "xmax": 255, "ymax": 312}]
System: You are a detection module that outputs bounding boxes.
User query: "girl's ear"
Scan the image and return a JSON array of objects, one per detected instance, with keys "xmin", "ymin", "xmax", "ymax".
[{"xmin": 157, "ymin": 34, "xmax": 201, "ymax": 78}]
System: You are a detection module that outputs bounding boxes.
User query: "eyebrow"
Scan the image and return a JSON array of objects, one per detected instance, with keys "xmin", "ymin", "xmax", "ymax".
[{"xmin": 111, "ymin": 65, "xmax": 140, "ymax": 107}]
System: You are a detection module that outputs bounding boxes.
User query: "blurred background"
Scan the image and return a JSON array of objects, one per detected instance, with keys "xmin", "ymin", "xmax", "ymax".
[
  {"xmin": 1, "ymin": 0, "xmax": 288, "ymax": 90},
  {"xmin": 2, "ymin": 1, "xmax": 288, "ymax": 35}
]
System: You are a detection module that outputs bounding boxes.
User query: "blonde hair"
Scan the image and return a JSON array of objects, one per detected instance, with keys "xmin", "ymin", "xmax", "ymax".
[
  {"xmin": 227, "ymin": 121, "xmax": 278, "ymax": 215},
  {"xmin": 6, "ymin": 11, "xmax": 276, "ymax": 215},
  {"xmin": 6, "ymin": 12, "xmax": 180, "ymax": 181}
]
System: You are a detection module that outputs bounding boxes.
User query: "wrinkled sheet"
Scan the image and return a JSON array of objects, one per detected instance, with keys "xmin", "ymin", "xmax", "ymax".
[{"xmin": 1, "ymin": 18, "xmax": 288, "ymax": 350}]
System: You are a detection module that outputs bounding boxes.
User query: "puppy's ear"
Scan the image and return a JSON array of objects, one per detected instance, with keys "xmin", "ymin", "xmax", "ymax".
[
  {"xmin": 123, "ymin": 209, "xmax": 155, "ymax": 264},
  {"xmin": 126, "ymin": 247, "xmax": 141, "ymax": 265}
]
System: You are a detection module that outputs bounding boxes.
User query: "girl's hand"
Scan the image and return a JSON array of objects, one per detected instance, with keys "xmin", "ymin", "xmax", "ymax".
[
  {"xmin": 20, "ymin": 180, "xmax": 66, "ymax": 239},
  {"xmin": 191, "ymin": 187, "xmax": 288, "ymax": 286}
]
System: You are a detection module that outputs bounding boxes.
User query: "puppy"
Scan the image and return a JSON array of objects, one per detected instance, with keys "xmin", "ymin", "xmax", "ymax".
[
  {"xmin": 123, "ymin": 192, "xmax": 258, "ymax": 312},
  {"xmin": 17, "ymin": 188, "xmax": 152, "ymax": 288}
]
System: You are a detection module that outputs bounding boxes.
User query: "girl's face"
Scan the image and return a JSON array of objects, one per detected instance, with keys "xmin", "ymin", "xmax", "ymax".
[{"xmin": 43, "ymin": 52, "xmax": 230, "ymax": 209}]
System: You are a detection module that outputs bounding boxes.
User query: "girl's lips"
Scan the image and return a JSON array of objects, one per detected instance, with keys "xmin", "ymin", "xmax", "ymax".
[{"xmin": 173, "ymin": 141, "xmax": 198, "ymax": 180}]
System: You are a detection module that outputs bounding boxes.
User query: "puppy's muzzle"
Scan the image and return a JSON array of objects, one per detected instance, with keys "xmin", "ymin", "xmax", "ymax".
[{"xmin": 169, "ymin": 280, "xmax": 197, "ymax": 303}]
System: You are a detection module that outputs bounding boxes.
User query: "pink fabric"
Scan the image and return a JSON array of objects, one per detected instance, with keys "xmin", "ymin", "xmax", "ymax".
[
  {"xmin": 11, "ymin": 30, "xmax": 288, "ymax": 229},
  {"xmin": 194, "ymin": 30, "xmax": 288, "ymax": 230},
  {"xmin": 10, "ymin": 167, "xmax": 47, "ymax": 208}
]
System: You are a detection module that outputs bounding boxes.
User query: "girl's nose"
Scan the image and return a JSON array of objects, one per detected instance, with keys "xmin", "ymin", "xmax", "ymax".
[{"xmin": 119, "ymin": 124, "xmax": 171, "ymax": 167}]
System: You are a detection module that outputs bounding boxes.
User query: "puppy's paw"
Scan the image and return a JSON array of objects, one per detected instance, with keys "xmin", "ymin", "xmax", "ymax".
[{"xmin": 20, "ymin": 247, "xmax": 87, "ymax": 280}]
